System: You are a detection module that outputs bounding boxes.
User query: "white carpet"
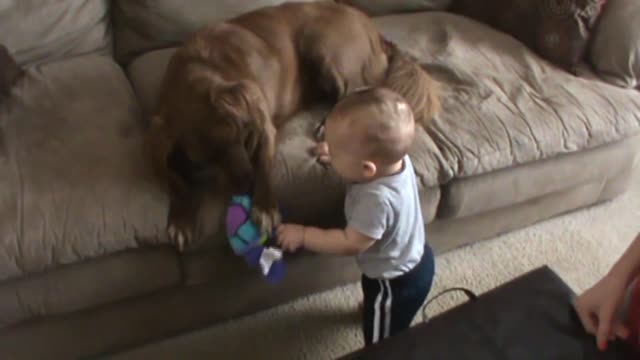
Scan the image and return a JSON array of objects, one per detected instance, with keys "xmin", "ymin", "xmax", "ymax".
[{"xmin": 111, "ymin": 173, "xmax": 640, "ymax": 360}]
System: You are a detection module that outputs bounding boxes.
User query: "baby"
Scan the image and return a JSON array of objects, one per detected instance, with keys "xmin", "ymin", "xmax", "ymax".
[{"xmin": 278, "ymin": 87, "xmax": 435, "ymax": 346}]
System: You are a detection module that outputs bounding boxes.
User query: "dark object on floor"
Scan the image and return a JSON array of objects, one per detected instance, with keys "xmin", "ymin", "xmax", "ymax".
[{"xmin": 341, "ymin": 266, "xmax": 635, "ymax": 359}]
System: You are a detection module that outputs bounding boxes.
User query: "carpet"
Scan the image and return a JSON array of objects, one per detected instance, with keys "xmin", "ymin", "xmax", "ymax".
[{"xmin": 109, "ymin": 173, "xmax": 640, "ymax": 360}]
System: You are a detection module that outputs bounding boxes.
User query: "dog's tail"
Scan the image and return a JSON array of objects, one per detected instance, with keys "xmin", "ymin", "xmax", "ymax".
[{"xmin": 381, "ymin": 39, "xmax": 441, "ymax": 128}]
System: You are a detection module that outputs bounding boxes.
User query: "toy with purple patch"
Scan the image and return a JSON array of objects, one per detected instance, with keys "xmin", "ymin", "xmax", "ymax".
[{"xmin": 225, "ymin": 194, "xmax": 286, "ymax": 283}]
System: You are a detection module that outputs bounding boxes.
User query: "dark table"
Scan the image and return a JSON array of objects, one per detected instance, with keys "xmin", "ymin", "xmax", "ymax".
[{"xmin": 341, "ymin": 266, "xmax": 635, "ymax": 360}]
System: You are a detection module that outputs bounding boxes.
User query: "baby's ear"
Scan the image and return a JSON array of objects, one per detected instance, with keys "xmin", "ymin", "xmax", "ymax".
[{"xmin": 362, "ymin": 160, "xmax": 377, "ymax": 179}]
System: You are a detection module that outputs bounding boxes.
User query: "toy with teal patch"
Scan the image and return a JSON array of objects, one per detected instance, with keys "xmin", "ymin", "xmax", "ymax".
[{"xmin": 225, "ymin": 194, "xmax": 286, "ymax": 283}]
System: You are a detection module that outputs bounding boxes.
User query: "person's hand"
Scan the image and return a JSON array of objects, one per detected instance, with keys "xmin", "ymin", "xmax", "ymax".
[
  {"xmin": 277, "ymin": 224, "xmax": 305, "ymax": 253},
  {"xmin": 573, "ymin": 273, "xmax": 631, "ymax": 351}
]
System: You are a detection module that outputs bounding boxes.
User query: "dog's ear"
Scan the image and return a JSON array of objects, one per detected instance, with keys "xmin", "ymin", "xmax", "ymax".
[
  {"xmin": 209, "ymin": 80, "xmax": 268, "ymax": 156},
  {"xmin": 210, "ymin": 80, "xmax": 269, "ymax": 129}
]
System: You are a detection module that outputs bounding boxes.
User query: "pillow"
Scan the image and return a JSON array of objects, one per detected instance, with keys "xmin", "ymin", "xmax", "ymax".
[
  {"xmin": 451, "ymin": 0, "xmax": 606, "ymax": 72},
  {"xmin": 0, "ymin": 0, "xmax": 111, "ymax": 66},
  {"xmin": 336, "ymin": 0, "xmax": 452, "ymax": 16},
  {"xmin": 589, "ymin": 0, "xmax": 640, "ymax": 89}
]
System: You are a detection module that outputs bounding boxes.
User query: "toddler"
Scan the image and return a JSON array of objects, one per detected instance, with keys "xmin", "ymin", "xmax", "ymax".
[{"xmin": 278, "ymin": 87, "xmax": 435, "ymax": 346}]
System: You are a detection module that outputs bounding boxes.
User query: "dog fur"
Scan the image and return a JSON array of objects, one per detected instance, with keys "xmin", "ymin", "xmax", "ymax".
[{"xmin": 147, "ymin": 1, "xmax": 440, "ymax": 250}]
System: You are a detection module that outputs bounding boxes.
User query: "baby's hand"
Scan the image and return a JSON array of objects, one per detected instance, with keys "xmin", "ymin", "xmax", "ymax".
[
  {"xmin": 314, "ymin": 141, "xmax": 331, "ymax": 165},
  {"xmin": 277, "ymin": 224, "xmax": 305, "ymax": 253}
]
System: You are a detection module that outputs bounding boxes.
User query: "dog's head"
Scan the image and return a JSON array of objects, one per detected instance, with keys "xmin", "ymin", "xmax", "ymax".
[{"xmin": 160, "ymin": 79, "xmax": 270, "ymax": 195}]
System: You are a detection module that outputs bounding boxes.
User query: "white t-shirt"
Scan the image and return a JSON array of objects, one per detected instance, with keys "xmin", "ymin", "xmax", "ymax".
[{"xmin": 345, "ymin": 156, "xmax": 426, "ymax": 279}]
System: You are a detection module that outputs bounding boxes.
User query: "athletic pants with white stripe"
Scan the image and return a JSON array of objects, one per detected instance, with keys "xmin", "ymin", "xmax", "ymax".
[{"xmin": 361, "ymin": 248, "xmax": 435, "ymax": 346}]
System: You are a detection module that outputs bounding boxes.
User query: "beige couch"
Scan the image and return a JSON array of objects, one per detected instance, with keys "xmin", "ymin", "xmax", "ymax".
[{"xmin": 1, "ymin": 0, "xmax": 639, "ymax": 358}]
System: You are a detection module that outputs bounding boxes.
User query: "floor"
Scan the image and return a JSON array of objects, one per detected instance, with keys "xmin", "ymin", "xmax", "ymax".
[{"xmin": 109, "ymin": 172, "xmax": 640, "ymax": 360}]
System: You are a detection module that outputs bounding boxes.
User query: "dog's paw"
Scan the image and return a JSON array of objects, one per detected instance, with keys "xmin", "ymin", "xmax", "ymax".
[
  {"xmin": 167, "ymin": 219, "xmax": 194, "ymax": 253},
  {"xmin": 251, "ymin": 206, "xmax": 281, "ymax": 235},
  {"xmin": 314, "ymin": 141, "xmax": 331, "ymax": 165}
]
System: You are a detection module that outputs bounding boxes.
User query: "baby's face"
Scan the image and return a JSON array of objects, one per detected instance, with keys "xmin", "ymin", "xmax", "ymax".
[{"xmin": 324, "ymin": 115, "xmax": 372, "ymax": 183}]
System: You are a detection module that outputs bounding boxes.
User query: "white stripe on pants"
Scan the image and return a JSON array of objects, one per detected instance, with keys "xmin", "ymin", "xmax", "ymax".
[
  {"xmin": 383, "ymin": 280, "xmax": 393, "ymax": 339},
  {"xmin": 372, "ymin": 280, "xmax": 393, "ymax": 344}
]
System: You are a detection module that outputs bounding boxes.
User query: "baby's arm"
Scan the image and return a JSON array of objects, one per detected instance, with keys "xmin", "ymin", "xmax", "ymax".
[
  {"xmin": 278, "ymin": 190, "xmax": 385, "ymax": 256},
  {"xmin": 277, "ymin": 224, "xmax": 375, "ymax": 256},
  {"xmin": 304, "ymin": 226, "xmax": 375, "ymax": 256}
]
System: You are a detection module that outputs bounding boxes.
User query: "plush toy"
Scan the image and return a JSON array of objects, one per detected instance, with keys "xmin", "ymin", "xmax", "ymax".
[{"xmin": 225, "ymin": 194, "xmax": 286, "ymax": 284}]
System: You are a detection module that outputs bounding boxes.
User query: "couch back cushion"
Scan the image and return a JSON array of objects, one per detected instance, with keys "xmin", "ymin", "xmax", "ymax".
[
  {"xmin": 451, "ymin": 0, "xmax": 606, "ymax": 72},
  {"xmin": 0, "ymin": 0, "xmax": 111, "ymax": 66},
  {"xmin": 590, "ymin": 0, "xmax": 640, "ymax": 89},
  {"xmin": 336, "ymin": 0, "xmax": 452, "ymax": 16},
  {"xmin": 113, "ymin": 0, "xmax": 324, "ymax": 64}
]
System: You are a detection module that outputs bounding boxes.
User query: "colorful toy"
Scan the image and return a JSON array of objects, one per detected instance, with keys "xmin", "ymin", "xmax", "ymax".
[{"xmin": 225, "ymin": 194, "xmax": 286, "ymax": 284}]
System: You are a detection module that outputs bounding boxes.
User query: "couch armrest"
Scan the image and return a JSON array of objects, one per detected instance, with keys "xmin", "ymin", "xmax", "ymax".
[{"xmin": 589, "ymin": 0, "xmax": 640, "ymax": 89}]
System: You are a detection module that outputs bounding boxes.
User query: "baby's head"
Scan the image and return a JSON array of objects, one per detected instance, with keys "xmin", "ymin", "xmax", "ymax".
[{"xmin": 324, "ymin": 87, "xmax": 415, "ymax": 183}]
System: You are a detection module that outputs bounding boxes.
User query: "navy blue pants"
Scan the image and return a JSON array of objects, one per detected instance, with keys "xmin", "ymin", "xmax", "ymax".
[{"xmin": 361, "ymin": 248, "xmax": 435, "ymax": 346}]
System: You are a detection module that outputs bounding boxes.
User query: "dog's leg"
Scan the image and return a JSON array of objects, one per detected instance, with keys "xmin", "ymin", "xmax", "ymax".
[
  {"xmin": 166, "ymin": 174, "xmax": 200, "ymax": 252},
  {"xmin": 164, "ymin": 141, "xmax": 202, "ymax": 252},
  {"xmin": 146, "ymin": 116, "xmax": 198, "ymax": 252},
  {"xmin": 251, "ymin": 120, "xmax": 281, "ymax": 233}
]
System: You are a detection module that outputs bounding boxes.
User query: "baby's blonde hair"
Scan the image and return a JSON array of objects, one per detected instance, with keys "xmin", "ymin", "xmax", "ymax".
[{"xmin": 329, "ymin": 87, "xmax": 415, "ymax": 165}]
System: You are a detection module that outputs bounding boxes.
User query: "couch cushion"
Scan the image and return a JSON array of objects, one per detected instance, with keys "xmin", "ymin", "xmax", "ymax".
[
  {"xmin": 375, "ymin": 12, "xmax": 640, "ymax": 180},
  {"xmin": 113, "ymin": 0, "xmax": 324, "ymax": 64},
  {"xmin": 590, "ymin": 0, "xmax": 640, "ymax": 89},
  {"xmin": 336, "ymin": 0, "xmax": 452, "ymax": 16},
  {"xmin": 0, "ymin": 0, "xmax": 111, "ymax": 66},
  {"xmin": 451, "ymin": 0, "xmax": 606, "ymax": 72},
  {"xmin": 438, "ymin": 134, "xmax": 640, "ymax": 220},
  {"xmin": 0, "ymin": 248, "xmax": 180, "ymax": 329},
  {"xmin": 429, "ymin": 158, "xmax": 637, "ymax": 254},
  {"xmin": 0, "ymin": 55, "xmax": 170, "ymax": 283}
]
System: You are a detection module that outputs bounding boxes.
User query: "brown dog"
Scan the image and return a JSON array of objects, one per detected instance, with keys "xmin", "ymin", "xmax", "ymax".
[{"xmin": 147, "ymin": 1, "xmax": 440, "ymax": 251}]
